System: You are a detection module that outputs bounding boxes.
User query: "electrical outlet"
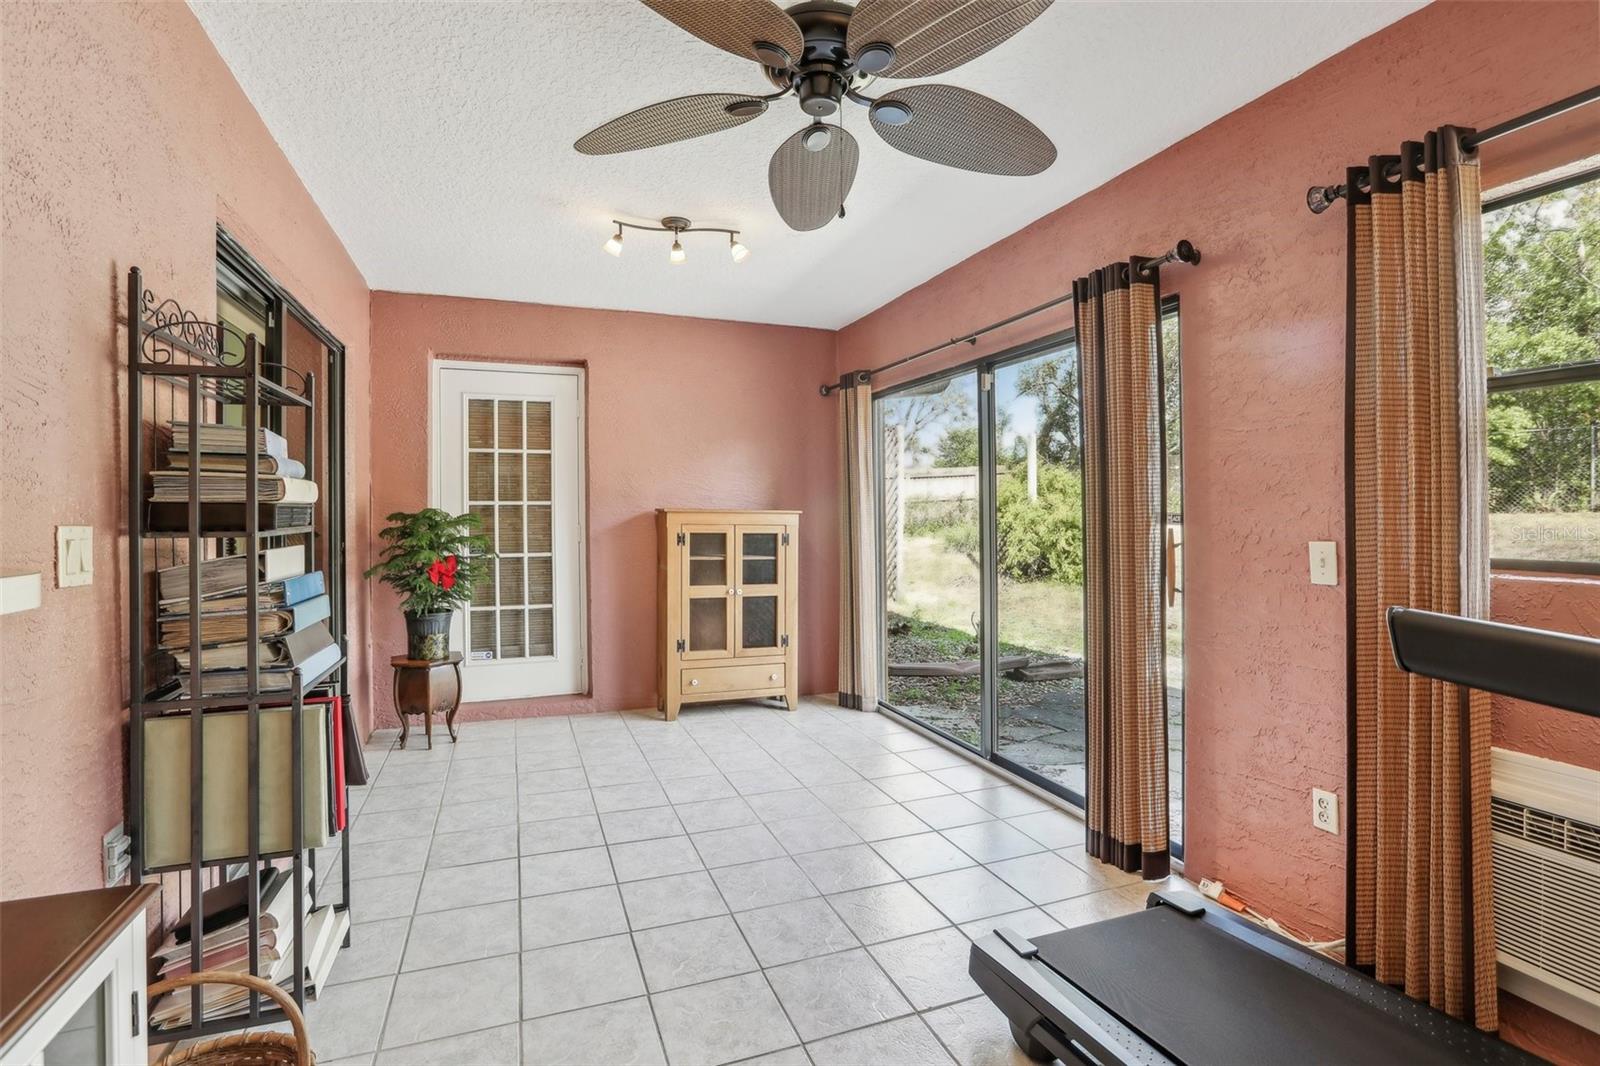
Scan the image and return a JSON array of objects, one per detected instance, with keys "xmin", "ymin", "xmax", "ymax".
[
  {"xmin": 103, "ymin": 822, "xmax": 131, "ymax": 886},
  {"xmin": 1312, "ymin": 788, "xmax": 1340, "ymax": 834}
]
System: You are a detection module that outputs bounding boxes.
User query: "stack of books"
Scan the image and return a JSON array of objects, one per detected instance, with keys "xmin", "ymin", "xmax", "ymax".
[
  {"xmin": 156, "ymin": 546, "xmax": 338, "ymax": 695},
  {"xmin": 148, "ymin": 423, "xmax": 317, "ymax": 532},
  {"xmin": 150, "ymin": 869, "xmax": 347, "ymax": 1030}
]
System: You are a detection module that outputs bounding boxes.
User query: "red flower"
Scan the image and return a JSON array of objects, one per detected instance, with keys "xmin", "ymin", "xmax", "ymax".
[{"xmin": 427, "ymin": 554, "xmax": 459, "ymax": 591}]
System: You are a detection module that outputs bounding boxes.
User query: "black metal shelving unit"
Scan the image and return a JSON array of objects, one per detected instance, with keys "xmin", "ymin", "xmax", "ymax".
[{"xmin": 126, "ymin": 265, "xmax": 352, "ymax": 1041}]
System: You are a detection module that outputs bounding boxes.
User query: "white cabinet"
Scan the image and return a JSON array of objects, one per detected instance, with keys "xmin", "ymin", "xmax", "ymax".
[{"xmin": 1, "ymin": 886, "xmax": 155, "ymax": 1066}]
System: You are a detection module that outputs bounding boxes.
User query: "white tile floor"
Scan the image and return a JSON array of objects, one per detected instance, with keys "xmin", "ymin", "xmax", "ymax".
[{"xmin": 307, "ymin": 697, "xmax": 1181, "ymax": 1065}]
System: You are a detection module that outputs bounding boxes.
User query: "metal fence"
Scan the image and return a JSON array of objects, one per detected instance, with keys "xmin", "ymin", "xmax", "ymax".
[{"xmin": 1489, "ymin": 422, "xmax": 1600, "ymax": 514}]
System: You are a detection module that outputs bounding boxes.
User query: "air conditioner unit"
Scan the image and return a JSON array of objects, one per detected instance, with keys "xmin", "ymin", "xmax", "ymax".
[{"xmin": 1491, "ymin": 747, "xmax": 1600, "ymax": 1034}]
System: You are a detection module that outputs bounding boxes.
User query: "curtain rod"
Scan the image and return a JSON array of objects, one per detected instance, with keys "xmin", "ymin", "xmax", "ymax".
[
  {"xmin": 819, "ymin": 240, "xmax": 1200, "ymax": 396},
  {"xmin": 1305, "ymin": 83, "xmax": 1600, "ymax": 214}
]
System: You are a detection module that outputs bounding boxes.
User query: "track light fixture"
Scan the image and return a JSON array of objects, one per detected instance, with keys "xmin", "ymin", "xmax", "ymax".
[{"xmin": 601, "ymin": 217, "xmax": 748, "ymax": 265}]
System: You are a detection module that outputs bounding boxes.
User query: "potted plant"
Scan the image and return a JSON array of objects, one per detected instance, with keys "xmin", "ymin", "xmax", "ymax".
[{"xmin": 365, "ymin": 508, "xmax": 493, "ymax": 660}]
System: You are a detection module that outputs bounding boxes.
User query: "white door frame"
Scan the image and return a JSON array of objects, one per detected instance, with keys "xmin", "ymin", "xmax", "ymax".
[{"xmin": 429, "ymin": 357, "xmax": 588, "ymax": 699}]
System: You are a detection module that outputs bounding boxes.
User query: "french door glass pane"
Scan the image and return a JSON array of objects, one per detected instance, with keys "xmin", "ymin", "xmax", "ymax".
[
  {"xmin": 879, "ymin": 372, "xmax": 983, "ymax": 748},
  {"xmin": 465, "ymin": 397, "xmax": 556, "ymax": 662},
  {"xmin": 992, "ymin": 343, "xmax": 1087, "ymax": 795}
]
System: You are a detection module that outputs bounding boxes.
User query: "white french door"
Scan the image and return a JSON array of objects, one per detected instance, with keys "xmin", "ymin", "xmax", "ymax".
[{"xmin": 432, "ymin": 361, "xmax": 585, "ymax": 701}]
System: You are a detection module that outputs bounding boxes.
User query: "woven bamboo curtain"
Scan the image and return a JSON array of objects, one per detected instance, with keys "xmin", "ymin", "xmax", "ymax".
[
  {"xmin": 1077, "ymin": 260, "xmax": 1170, "ymax": 880},
  {"xmin": 1347, "ymin": 127, "xmax": 1497, "ymax": 1029},
  {"xmin": 837, "ymin": 371, "xmax": 882, "ymax": 710}
]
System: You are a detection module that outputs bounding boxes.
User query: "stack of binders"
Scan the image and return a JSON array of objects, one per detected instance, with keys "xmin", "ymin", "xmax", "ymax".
[
  {"xmin": 147, "ymin": 422, "xmax": 317, "ymax": 532},
  {"xmin": 149, "ymin": 869, "xmax": 347, "ymax": 1030},
  {"xmin": 156, "ymin": 546, "xmax": 338, "ymax": 695}
]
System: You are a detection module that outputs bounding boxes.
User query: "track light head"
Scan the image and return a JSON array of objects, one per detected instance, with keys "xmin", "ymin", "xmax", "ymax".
[
  {"xmin": 603, "ymin": 226, "xmax": 623, "ymax": 257},
  {"xmin": 729, "ymin": 235, "xmax": 749, "ymax": 263},
  {"xmin": 669, "ymin": 237, "xmax": 686, "ymax": 264}
]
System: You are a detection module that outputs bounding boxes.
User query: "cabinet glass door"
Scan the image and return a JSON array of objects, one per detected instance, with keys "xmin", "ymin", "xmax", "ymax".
[
  {"xmin": 735, "ymin": 526, "xmax": 784, "ymax": 656},
  {"xmin": 682, "ymin": 525, "xmax": 734, "ymax": 659},
  {"xmin": 41, "ymin": 982, "xmax": 107, "ymax": 1065}
]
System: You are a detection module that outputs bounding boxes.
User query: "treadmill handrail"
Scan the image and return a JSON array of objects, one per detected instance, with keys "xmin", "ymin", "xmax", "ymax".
[{"xmin": 1386, "ymin": 607, "xmax": 1600, "ymax": 717}]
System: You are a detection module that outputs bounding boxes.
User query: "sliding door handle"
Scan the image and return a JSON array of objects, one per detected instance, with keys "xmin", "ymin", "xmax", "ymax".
[{"xmin": 1165, "ymin": 526, "xmax": 1180, "ymax": 608}]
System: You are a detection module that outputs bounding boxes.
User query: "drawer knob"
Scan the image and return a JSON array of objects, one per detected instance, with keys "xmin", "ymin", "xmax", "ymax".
[
  {"xmin": 690, "ymin": 679, "xmax": 700, "ymax": 687},
  {"xmin": 769, "ymin": 673, "xmax": 779, "ymax": 681}
]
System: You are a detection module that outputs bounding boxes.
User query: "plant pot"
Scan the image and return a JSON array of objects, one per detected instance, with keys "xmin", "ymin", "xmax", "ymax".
[{"xmin": 405, "ymin": 611, "xmax": 452, "ymax": 660}]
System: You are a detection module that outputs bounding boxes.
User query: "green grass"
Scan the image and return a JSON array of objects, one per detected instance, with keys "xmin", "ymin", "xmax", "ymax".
[
  {"xmin": 1491, "ymin": 511, "xmax": 1600, "ymax": 563},
  {"xmin": 888, "ymin": 534, "xmax": 1183, "ymax": 667}
]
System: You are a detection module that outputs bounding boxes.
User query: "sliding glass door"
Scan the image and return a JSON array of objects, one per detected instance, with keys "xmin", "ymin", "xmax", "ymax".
[
  {"xmin": 877, "ymin": 373, "xmax": 984, "ymax": 749},
  {"xmin": 875, "ymin": 305, "xmax": 1184, "ymax": 849},
  {"xmin": 990, "ymin": 341, "xmax": 1089, "ymax": 797}
]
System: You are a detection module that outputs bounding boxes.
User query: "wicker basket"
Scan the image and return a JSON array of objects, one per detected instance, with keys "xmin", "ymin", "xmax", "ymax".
[{"xmin": 148, "ymin": 971, "xmax": 313, "ymax": 1066}]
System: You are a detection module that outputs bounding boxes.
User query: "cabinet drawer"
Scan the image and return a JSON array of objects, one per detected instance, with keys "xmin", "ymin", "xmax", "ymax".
[{"xmin": 682, "ymin": 663, "xmax": 785, "ymax": 696}]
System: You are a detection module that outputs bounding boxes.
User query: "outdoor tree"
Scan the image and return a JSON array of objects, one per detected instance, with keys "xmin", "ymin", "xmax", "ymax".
[{"xmin": 1483, "ymin": 178, "xmax": 1600, "ymax": 513}]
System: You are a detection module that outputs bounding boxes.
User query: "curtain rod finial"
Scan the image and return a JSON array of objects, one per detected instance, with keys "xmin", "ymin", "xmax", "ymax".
[{"xmin": 1307, "ymin": 184, "xmax": 1343, "ymax": 214}]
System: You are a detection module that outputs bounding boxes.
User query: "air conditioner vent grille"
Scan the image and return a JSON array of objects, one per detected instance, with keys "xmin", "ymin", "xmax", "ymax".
[
  {"xmin": 1492, "ymin": 797, "xmax": 1600, "ymax": 863},
  {"xmin": 1490, "ymin": 798, "xmax": 1600, "ymax": 998}
]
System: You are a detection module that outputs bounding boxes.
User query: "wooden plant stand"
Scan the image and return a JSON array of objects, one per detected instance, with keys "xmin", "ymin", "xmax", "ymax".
[{"xmin": 390, "ymin": 653, "xmax": 463, "ymax": 749}]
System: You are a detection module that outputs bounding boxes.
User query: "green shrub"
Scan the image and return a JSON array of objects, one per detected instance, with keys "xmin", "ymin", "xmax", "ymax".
[{"xmin": 996, "ymin": 466, "xmax": 1083, "ymax": 584}]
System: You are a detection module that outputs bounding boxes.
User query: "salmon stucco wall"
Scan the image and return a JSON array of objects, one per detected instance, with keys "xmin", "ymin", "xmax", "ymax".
[
  {"xmin": 834, "ymin": 0, "xmax": 1600, "ymax": 1029},
  {"xmin": 0, "ymin": 1, "xmax": 372, "ymax": 902},
  {"xmin": 367, "ymin": 292, "xmax": 839, "ymax": 726}
]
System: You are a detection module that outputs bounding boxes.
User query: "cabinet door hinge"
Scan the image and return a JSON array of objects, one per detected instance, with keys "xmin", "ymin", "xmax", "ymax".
[
  {"xmin": 676, "ymin": 638, "xmax": 686, "ymax": 653},
  {"xmin": 781, "ymin": 531, "xmax": 790, "ymax": 546},
  {"xmin": 131, "ymin": 992, "xmax": 141, "ymax": 1037},
  {"xmin": 780, "ymin": 634, "xmax": 790, "ymax": 648},
  {"xmin": 676, "ymin": 531, "xmax": 686, "ymax": 546}
]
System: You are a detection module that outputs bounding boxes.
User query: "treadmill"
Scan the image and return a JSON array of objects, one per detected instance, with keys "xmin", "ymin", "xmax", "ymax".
[{"xmin": 969, "ymin": 608, "xmax": 1600, "ymax": 1065}]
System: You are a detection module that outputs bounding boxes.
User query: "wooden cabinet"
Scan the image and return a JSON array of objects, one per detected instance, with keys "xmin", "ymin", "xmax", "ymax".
[{"xmin": 657, "ymin": 510, "xmax": 798, "ymax": 720}]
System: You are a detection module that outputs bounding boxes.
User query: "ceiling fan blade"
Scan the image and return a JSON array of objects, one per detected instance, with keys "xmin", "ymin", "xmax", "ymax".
[
  {"xmin": 769, "ymin": 125, "xmax": 860, "ymax": 231},
  {"xmin": 869, "ymin": 84, "xmax": 1055, "ymax": 175},
  {"xmin": 641, "ymin": 0, "xmax": 805, "ymax": 67},
  {"xmin": 847, "ymin": 0, "xmax": 1054, "ymax": 79},
  {"xmin": 574, "ymin": 93, "xmax": 768, "ymax": 155}
]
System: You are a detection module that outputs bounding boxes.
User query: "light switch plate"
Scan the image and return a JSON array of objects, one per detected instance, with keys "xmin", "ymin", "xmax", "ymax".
[
  {"xmin": 1312, "ymin": 788, "xmax": 1340, "ymax": 834},
  {"xmin": 57, "ymin": 525, "xmax": 92, "ymax": 587},
  {"xmin": 1308, "ymin": 540, "xmax": 1338, "ymax": 586}
]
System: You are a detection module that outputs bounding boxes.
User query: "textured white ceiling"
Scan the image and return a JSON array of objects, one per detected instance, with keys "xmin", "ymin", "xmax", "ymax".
[{"xmin": 191, "ymin": 0, "xmax": 1423, "ymax": 329}]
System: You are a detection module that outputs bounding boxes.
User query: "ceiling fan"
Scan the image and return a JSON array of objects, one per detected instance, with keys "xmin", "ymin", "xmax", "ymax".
[{"xmin": 574, "ymin": 0, "xmax": 1058, "ymax": 232}]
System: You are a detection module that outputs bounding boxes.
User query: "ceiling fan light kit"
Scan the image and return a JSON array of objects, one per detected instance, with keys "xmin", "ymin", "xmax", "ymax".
[
  {"xmin": 577, "ymin": 0, "xmax": 1059, "ymax": 232},
  {"xmin": 603, "ymin": 217, "xmax": 749, "ymax": 265}
]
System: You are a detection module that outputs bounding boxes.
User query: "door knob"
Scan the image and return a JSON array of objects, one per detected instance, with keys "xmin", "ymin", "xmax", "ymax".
[{"xmin": 727, "ymin": 588, "xmax": 734, "ymax": 596}]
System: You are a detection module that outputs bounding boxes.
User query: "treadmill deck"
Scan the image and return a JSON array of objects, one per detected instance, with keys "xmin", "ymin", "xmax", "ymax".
[{"xmin": 1027, "ymin": 903, "xmax": 1534, "ymax": 1065}]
